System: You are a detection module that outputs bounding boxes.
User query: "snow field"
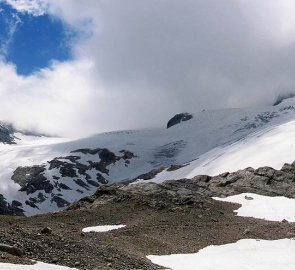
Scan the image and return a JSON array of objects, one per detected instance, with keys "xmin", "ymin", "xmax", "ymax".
[
  {"xmin": 0, "ymin": 261, "xmax": 77, "ymax": 270},
  {"xmin": 148, "ymin": 239, "xmax": 295, "ymax": 270},
  {"xmin": 82, "ymin": 225, "xmax": 126, "ymax": 233},
  {"xmin": 214, "ymin": 193, "xmax": 295, "ymax": 222}
]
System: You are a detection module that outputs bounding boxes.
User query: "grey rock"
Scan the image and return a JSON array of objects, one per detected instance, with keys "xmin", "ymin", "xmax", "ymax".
[
  {"xmin": 0, "ymin": 194, "xmax": 24, "ymax": 215},
  {"xmin": 11, "ymin": 165, "xmax": 54, "ymax": 195},
  {"xmin": 71, "ymin": 161, "xmax": 295, "ymax": 212},
  {"xmin": 41, "ymin": 227, "xmax": 52, "ymax": 234},
  {"xmin": 0, "ymin": 244, "xmax": 24, "ymax": 256},
  {"xmin": 51, "ymin": 196, "xmax": 70, "ymax": 208},
  {"xmin": 167, "ymin": 113, "xmax": 193, "ymax": 128}
]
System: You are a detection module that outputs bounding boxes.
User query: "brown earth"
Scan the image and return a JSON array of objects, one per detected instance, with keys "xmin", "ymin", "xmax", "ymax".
[{"xmin": 0, "ymin": 180, "xmax": 294, "ymax": 270}]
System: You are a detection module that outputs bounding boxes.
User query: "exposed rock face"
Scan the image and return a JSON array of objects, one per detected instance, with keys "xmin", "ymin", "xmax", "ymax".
[
  {"xmin": 0, "ymin": 122, "xmax": 46, "ymax": 144},
  {"xmin": 203, "ymin": 164, "xmax": 295, "ymax": 198},
  {"xmin": 0, "ymin": 123, "xmax": 16, "ymax": 144},
  {"xmin": 11, "ymin": 166, "xmax": 53, "ymax": 195},
  {"xmin": 167, "ymin": 113, "xmax": 193, "ymax": 128},
  {"xmin": 0, "ymin": 244, "xmax": 24, "ymax": 256},
  {"xmin": 7, "ymin": 148, "xmax": 136, "ymax": 214},
  {"xmin": 70, "ymin": 178, "xmax": 206, "ymax": 211},
  {"xmin": 0, "ymin": 195, "xmax": 23, "ymax": 215},
  {"xmin": 134, "ymin": 168, "xmax": 165, "ymax": 181},
  {"xmin": 71, "ymin": 148, "xmax": 124, "ymax": 175},
  {"xmin": 72, "ymin": 161, "xmax": 295, "ymax": 211}
]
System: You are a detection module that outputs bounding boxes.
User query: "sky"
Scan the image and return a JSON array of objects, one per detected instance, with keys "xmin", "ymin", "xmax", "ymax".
[
  {"xmin": 0, "ymin": 0, "xmax": 295, "ymax": 137},
  {"xmin": 0, "ymin": 2, "xmax": 73, "ymax": 75}
]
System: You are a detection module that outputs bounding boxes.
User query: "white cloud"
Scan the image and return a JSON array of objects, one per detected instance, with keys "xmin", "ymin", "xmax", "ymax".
[
  {"xmin": 238, "ymin": 0, "xmax": 295, "ymax": 46},
  {"xmin": 2, "ymin": 1, "xmax": 295, "ymax": 136},
  {"xmin": 0, "ymin": 59, "xmax": 96, "ymax": 136},
  {"xmin": 2, "ymin": 0, "xmax": 47, "ymax": 16}
]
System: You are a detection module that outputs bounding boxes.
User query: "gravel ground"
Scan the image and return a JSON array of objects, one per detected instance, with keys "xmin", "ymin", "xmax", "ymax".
[{"xmin": 0, "ymin": 185, "xmax": 295, "ymax": 270}]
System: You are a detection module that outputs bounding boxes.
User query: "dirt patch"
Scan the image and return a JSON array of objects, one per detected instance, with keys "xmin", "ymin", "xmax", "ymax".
[{"xmin": 0, "ymin": 186, "xmax": 294, "ymax": 269}]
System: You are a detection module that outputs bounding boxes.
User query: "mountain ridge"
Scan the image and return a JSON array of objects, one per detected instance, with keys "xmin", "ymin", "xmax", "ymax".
[{"xmin": 2, "ymin": 98, "xmax": 295, "ymax": 215}]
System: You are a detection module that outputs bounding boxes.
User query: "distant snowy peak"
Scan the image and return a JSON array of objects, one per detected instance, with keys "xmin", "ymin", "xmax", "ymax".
[
  {"xmin": 273, "ymin": 92, "xmax": 295, "ymax": 106},
  {"xmin": 0, "ymin": 122, "xmax": 48, "ymax": 144}
]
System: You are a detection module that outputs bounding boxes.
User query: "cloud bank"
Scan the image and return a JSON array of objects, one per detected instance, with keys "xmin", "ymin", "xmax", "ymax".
[
  {"xmin": 1, "ymin": 0, "xmax": 295, "ymax": 136},
  {"xmin": 3, "ymin": 0, "xmax": 47, "ymax": 16}
]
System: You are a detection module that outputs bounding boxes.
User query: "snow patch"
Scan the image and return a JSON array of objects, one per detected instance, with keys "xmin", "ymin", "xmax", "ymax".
[
  {"xmin": 0, "ymin": 261, "xmax": 77, "ymax": 269},
  {"xmin": 82, "ymin": 225, "xmax": 126, "ymax": 233},
  {"xmin": 214, "ymin": 193, "xmax": 295, "ymax": 222},
  {"xmin": 148, "ymin": 239, "xmax": 295, "ymax": 270}
]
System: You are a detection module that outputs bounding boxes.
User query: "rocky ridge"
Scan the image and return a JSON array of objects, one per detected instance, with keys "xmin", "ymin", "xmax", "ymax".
[
  {"xmin": 1, "ymin": 162, "xmax": 295, "ymax": 269},
  {"xmin": 71, "ymin": 161, "xmax": 295, "ymax": 212},
  {"xmin": 3, "ymin": 152, "xmax": 295, "ymax": 216},
  {"xmin": 1, "ymin": 148, "xmax": 136, "ymax": 215}
]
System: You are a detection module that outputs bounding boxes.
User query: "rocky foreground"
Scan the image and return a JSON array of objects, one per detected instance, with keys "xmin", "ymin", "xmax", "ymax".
[{"xmin": 1, "ymin": 163, "xmax": 295, "ymax": 269}]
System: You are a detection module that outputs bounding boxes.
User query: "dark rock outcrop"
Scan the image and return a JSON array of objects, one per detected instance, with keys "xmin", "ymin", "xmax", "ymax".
[
  {"xmin": 273, "ymin": 93, "xmax": 295, "ymax": 106},
  {"xmin": 51, "ymin": 196, "xmax": 70, "ymax": 208},
  {"xmin": 0, "ymin": 195, "xmax": 24, "ymax": 215},
  {"xmin": 8, "ymin": 147, "xmax": 136, "ymax": 213},
  {"xmin": 134, "ymin": 167, "xmax": 165, "ymax": 181},
  {"xmin": 167, "ymin": 113, "xmax": 193, "ymax": 128},
  {"xmin": 72, "ymin": 161, "xmax": 295, "ymax": 211},
  {"xmin": 0, "ymin": 123, "xmax": 16, "ymax": 144},
  {"xmin": 0, "ymin": 122, "xmax": 48, "ymax": 144},
  {"xmin": 11, "ymin": 166, "xmax": 54, "ymax": 195},
  {"xmin": 0, "ymin": 244, "xmax": 24, "ymax": 256}
]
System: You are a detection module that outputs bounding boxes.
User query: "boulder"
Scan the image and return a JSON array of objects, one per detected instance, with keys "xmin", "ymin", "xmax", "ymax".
[{"xmin": 167, "ymin": 113, "xmax": 193, "ymax": 128}]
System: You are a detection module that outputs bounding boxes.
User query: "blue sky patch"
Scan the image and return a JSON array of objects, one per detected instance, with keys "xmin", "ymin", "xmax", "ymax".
[{"xmin": 0, "ymin": 2, "xmax": 76, "ymax": 75}]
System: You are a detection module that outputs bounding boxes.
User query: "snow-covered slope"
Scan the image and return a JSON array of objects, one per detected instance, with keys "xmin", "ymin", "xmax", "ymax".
[
  {"xmin": 2, "ymin": 98, "xmax": 295, "ymax": 215},
  {"xmin": 135, "ymin": 119, "xmax": 295, "ymax": 184}
]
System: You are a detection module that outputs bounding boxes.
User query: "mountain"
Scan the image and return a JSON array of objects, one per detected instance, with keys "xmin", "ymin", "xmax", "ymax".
[
  {"xmin": 2, "ymin": 98, "xmax": 295, "ymax": 215},
  {"xmin": 0, "ymin": 122, "xmax": 47, "ymax": 145}
]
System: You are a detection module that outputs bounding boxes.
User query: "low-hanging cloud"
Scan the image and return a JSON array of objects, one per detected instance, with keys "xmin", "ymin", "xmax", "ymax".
[{"xmin": 1, "ymin": 0, "xmax": 295, "ymax": 137}]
